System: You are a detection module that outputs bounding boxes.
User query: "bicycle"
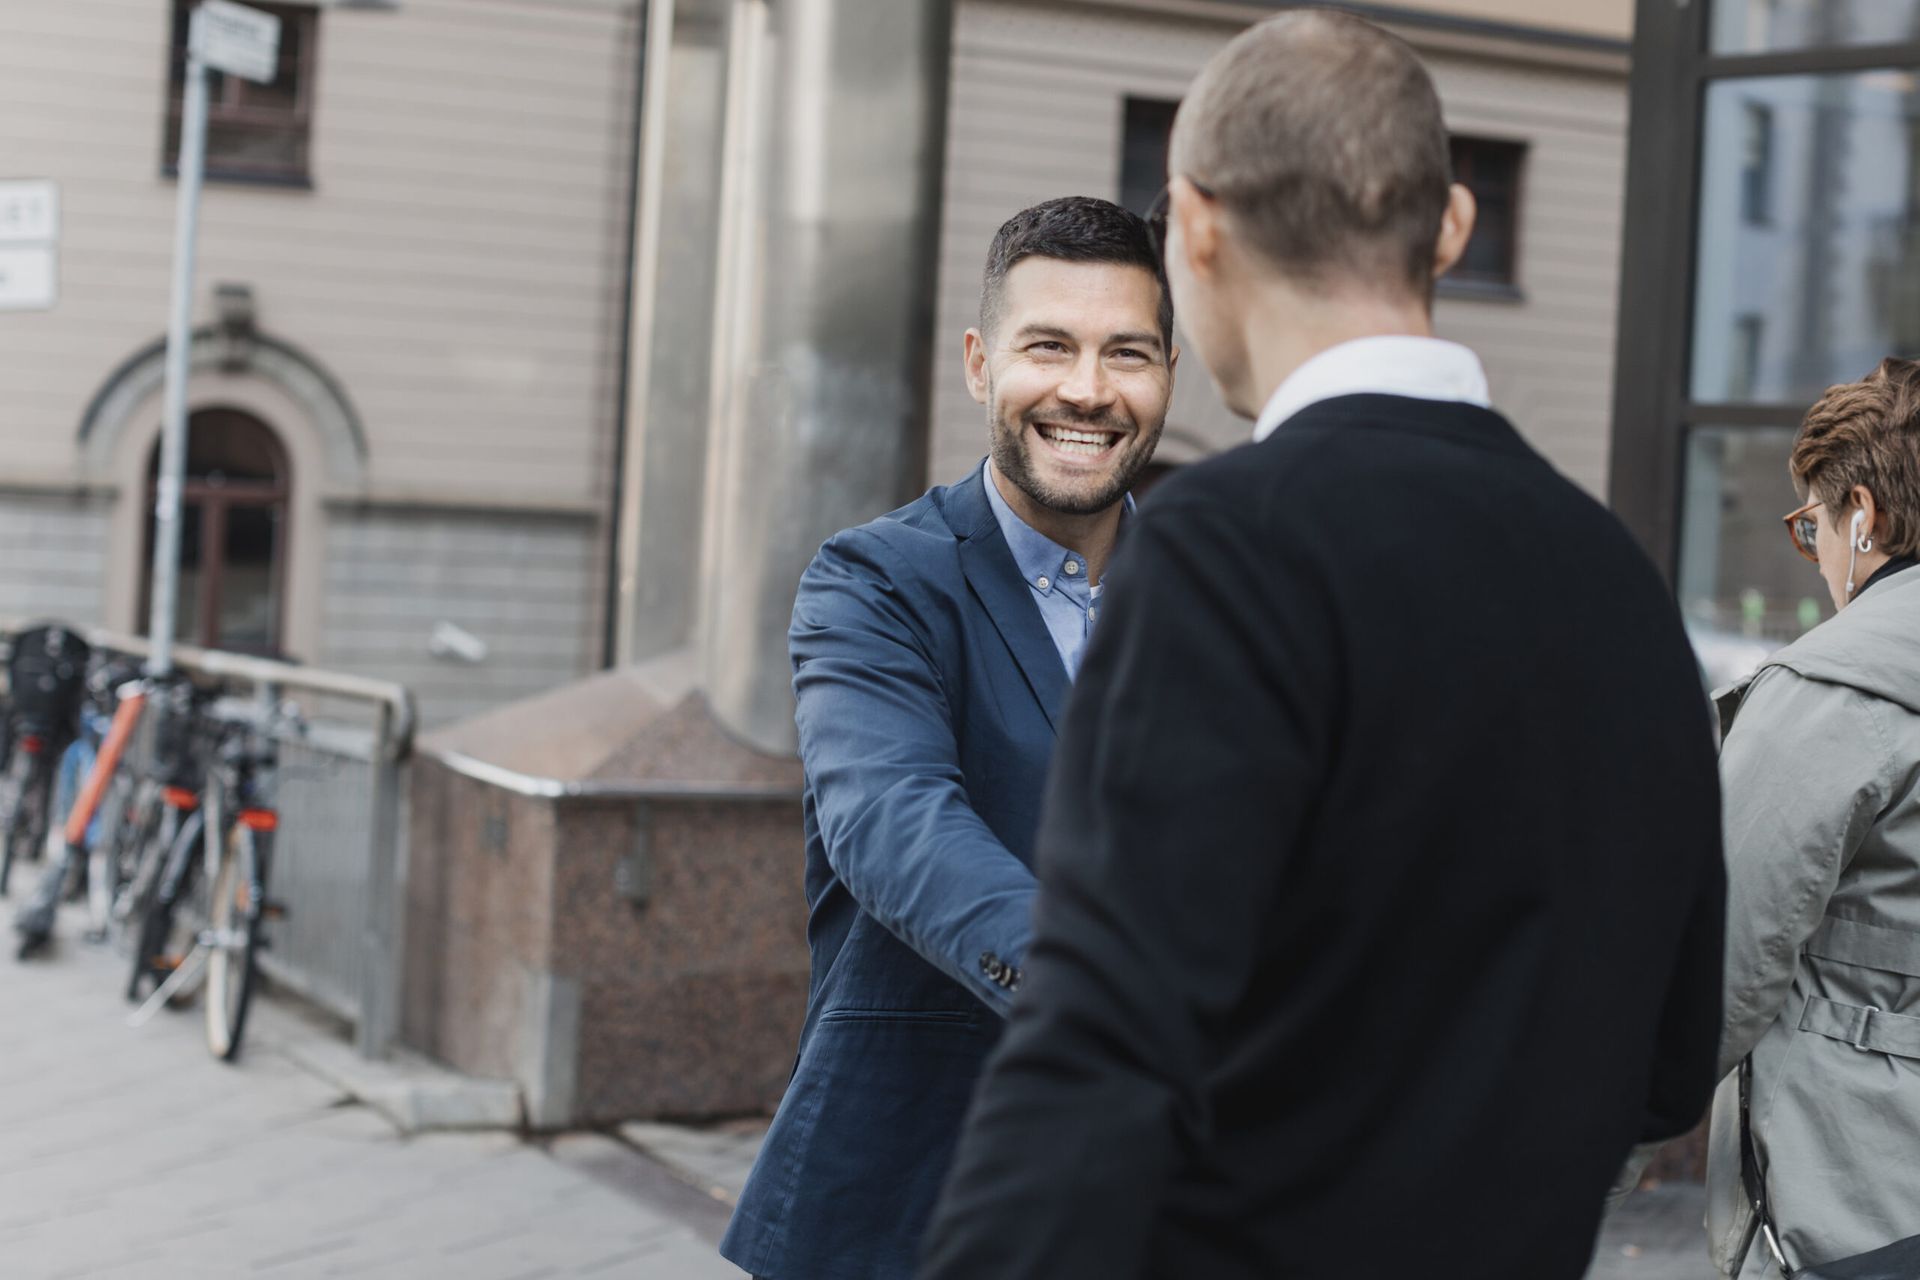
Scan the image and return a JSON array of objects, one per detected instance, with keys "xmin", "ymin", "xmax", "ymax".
[{"xmin": 127, "ymin": 701, "xmax": 295, "ymax": 1061}]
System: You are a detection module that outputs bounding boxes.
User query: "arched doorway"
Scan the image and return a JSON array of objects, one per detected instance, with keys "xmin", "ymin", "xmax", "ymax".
[{"xmin": 140, "ymin": 408, "xmax": 291, "ymax": 655}]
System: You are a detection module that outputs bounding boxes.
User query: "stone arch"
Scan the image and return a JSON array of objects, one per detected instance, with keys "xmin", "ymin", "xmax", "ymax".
[{"xmin": 77, "ymin": 326, "xmax": 367, "ymax": 490}]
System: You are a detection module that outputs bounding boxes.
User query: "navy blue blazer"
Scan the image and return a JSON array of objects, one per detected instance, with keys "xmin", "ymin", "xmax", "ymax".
[{"xmin": 721, "ymin": 465, "xmax": 1066, "ymax": 1280}]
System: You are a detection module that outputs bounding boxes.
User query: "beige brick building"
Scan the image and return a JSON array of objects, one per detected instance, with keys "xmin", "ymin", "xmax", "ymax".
[{"xmin": 1, "ymin": 0, "xmax": 1633, "ymax": 730}]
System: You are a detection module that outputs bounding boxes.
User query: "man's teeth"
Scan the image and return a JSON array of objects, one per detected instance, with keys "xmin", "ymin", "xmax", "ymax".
[{"xmin": 1037, "ymin": 425, "xmax": 1117, "ymax": 456}]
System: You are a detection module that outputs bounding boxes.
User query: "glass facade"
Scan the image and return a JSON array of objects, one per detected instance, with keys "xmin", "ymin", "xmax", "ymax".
[
  {"xmin": 1711, "ymin": 0, "xmax": 1920, "ymax": 56},
  {"xmin": 1692, "ymin": 70, "xmax": 1920, "ymax": 406},
  {"xmin": 1676, "ymin": 426, "xmax": 1832, "ymax": 684}
]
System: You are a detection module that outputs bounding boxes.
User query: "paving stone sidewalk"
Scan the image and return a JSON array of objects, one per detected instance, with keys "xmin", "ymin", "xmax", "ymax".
[
  {"xmin": 0, "ymin": 906, "xmax": 1724, "ymax": 1279},
  {"xmin": 0, "ymin": 915, "xmax": 746, "ymax": 1279}
]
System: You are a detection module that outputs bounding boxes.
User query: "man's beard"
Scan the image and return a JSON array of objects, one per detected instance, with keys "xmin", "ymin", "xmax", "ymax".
[{"xmin": 987, "ymin": 402, "xmax": 1165, "ymax": 517}]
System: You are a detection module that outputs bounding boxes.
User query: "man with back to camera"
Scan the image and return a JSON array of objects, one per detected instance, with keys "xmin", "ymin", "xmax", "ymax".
[
  {"xmin": 718, "ymin": 196, "xmax": 1177, "ymax": 1280},
  {"xmin": 921, "ymin": 13, "xmax": 1726, "ymax": 1280}
]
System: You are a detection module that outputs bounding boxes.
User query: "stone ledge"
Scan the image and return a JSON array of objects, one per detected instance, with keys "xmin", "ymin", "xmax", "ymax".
[{"xmin": 254, "ymin": 996, "xmax": 524, "ymax": 1134}]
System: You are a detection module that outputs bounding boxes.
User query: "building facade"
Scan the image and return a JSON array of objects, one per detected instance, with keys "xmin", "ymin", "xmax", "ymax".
[
  {"xmin": 1, "ymin": 0, "xmax": 641, "ymax": 726},
  {"xmin": 2, "ymin": 0, "xmax": 1634, "ymax": 734},
  {"xmin": 928, "ymin": 1, "xmax": 1634, "ymax": 501}
]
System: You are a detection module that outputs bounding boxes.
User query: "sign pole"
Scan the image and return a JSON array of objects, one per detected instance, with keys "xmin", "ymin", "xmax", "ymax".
[{"xmin": 148, "ymin": 7, "xmax": 212, "ymax": 677}]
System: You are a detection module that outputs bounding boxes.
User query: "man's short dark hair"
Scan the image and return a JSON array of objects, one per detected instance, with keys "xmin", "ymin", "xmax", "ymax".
[
  {"xmin": 979, "ymin": 196, "xmax": 1173, "ymax": 348},
  {"xmin": 1170, "ymin": 10, "xmax": 1452, "ymax": 299}
]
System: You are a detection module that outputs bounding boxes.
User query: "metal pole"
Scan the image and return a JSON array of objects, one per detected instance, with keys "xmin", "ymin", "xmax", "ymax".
[
  {"xmin": 358, "ymin": 698, "xmax": 403, "ymax": 1059},
  {"xmin": 149, "ymin": 10, "xmax": 211, "ymax": 676}
]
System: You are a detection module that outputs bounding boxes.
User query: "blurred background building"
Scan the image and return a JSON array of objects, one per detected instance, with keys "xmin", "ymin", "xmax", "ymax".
[
  {"xmin": 1615, "ymin": 0, "xmax": 1920, "ymax": 682},
  {"xmin": 2, "ymin": 0, "xmax": 1634, "ymax": 737},
  {"xmin": 21, "ymin": 0, "xmax": 1900, "ymax": 1131}
]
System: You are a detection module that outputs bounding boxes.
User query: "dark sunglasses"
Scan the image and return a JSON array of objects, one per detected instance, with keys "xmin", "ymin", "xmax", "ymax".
[
  {"xmin": 1144, "ymin": 178, "xmax": 1216, "ymax": 267},
  {"xmin": 1783, "ymin": 499, "xmax": 1821, "ymax": 564}
]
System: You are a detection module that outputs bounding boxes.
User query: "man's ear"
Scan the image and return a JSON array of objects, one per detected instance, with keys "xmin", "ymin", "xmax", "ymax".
[
  {"xmin": 1170, "ymin": 176, "xmax": 1219, "ymax": 282},
  {"xmin": 963, "ymin": 328, "xmax": 990, "ymax": 405},
  {"xmin": 1432, "ymin": 182, "xmax": 1478, "ymax": 281}
]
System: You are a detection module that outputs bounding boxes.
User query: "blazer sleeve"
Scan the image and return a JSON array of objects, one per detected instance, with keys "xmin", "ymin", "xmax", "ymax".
[
  {"xmin": 920, "ymin": 499, "xmax": 1333, "ymax": 1280},
  {"xmin": 790, "ymin": 526, "xmax": 1038, "ymax": 1015},
  {"xmin": 1714, "ymin": 668, "xmax": 1888, "ymax": 1080}
]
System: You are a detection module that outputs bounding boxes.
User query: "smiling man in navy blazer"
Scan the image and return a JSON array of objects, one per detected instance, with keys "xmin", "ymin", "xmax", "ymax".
[{"xmin": 718, "ymin": 196, "xmax": 1177, "ymax": 1280}]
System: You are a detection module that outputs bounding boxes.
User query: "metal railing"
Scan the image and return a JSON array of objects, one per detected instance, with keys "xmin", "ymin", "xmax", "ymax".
[{"xmin": 2, "ymin": 620, "xmax": 415, "ymax": 1058}]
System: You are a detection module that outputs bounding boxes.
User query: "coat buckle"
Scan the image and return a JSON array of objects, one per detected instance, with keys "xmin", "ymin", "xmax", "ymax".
[{"xmin": 1854, "ymin": 1006, "xmax": 1881, "ymax": 1052}]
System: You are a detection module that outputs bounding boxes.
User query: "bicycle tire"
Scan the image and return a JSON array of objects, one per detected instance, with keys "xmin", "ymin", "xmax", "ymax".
[
  {"xmin": 127, "ymin": 806, "xmax": 204, "ymax": 1005},
  {"xmin": 0, "ymin": 750, "xmax": 33, "ymax": 898},
  {"xmin": 86, "ymin": 771, "xmax": 137, "ymax": 939},
  {"xmin": 206, "ymin": 825, "xmax": 263, "ymax": 1061}
]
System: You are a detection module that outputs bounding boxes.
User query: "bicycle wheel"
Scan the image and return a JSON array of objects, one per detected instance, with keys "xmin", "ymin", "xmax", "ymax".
[
  {"xmin": 86, "ymin": 771, "xmax": 137, "ymax": 939},
  {"xmin": 0, "ymin": 749, "xmax": 29, "ymax": 897},
  {"xmin": 127, "ymin": 806, "xmax": 205, "ymax": 1005},
  {"xmin": 206, "ymin": 825, "xmax": 264, "ymax": 1061}
]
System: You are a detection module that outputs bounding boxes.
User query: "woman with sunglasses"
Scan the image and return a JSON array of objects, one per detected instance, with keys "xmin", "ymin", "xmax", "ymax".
[{"xmin": 1705, "ymin": 357, "xmax": 1920, "ymax": 1279}]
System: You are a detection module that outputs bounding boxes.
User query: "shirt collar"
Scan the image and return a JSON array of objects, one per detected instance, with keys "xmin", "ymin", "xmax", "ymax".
[
  {"xmin": 1252, "ymin": 336, "xmax": 1491, "ymax": 443},
  {"xmin": 982, "ymin": 459, "xmax": 1129, "ymax": 594}
]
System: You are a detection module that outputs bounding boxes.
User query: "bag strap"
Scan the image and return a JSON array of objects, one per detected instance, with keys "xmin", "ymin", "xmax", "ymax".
[{"xmin": 1741, "ymin": 1056, "xmax": 1798, "ymax": 1277}]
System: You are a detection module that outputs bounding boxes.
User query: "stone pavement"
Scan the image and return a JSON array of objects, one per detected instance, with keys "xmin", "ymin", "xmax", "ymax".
[
  {"xmin": 1588, "ymin": 1185, "xmax": 1717, "ymax": 1280},
  {"xmin": 0, "ymin": 915, "xmax": 748, "ymax": 1279},
  {"xmin": 0, "ymin": 906, "xmax": 1726, "ymax": 1280}
]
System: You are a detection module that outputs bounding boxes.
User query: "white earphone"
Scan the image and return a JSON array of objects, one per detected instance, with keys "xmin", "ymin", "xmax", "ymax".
[{"xmin": 1846, "ymin": 509, "xmax": 1874, "ymax": 599}]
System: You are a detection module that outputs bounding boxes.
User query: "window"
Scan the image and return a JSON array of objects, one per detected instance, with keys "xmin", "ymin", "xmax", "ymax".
[
  {"xmin": 1445, "ymin": 136, "xmax": 1526, "ymax": 293},
  {"xmin": 142, "ymin": 409, "xmax": 291, "ymax": 655},
  {"xmin": 163, "ymin": 1, "xmax": 319, "ymax": 186},
  {"xmin": 1740, "ymin": 101, "xmax": 1774, "ymax": 225},
  {"xmin": 1729, "ymin": 314, "xmax": 1766, "ymax": 400},
  {"xmin": 1119, "ymin": 97, "xmax": 1180, "ymax": 217}
]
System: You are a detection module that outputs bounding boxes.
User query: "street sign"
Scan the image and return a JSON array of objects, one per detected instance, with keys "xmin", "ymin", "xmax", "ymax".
[
  {"xmin": 191, "ymin": 0, "xmax": 283, "ymax": 85},
  {"xmin": 0, "ymin": 180, "xmax": 58, "ymax": 245},
  {"xmin": 0, "ymin": 246, "xmax": 58, "ymax": 311}
]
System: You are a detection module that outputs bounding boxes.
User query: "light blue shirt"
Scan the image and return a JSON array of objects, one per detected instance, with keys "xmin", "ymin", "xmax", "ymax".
[{"xmin": 982, "ymin": 460, "xmax": 1130, "ymax": 679}]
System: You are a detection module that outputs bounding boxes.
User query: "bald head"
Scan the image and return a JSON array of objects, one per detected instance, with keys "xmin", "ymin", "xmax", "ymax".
[{"xmin": 1170, "ymin": 9, "xmax": 1452, "ymax": 299}]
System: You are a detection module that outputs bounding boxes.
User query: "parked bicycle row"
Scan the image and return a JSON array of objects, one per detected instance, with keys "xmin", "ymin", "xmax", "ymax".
[{"xmin": 0, "ymin": 619, "xmax": 300, "ymax": 1063}]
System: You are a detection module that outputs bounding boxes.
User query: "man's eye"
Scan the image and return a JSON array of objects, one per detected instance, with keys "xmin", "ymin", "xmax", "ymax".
[
  {"xmin": 1113, "ymin": 349, "xmax": 1149, "ymax": 363},
  {"xmin": 1031, "ymin": 341, "xmax": 1068, "ymax": 354}
]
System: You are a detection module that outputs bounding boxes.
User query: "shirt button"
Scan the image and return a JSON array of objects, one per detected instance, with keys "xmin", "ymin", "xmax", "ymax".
[
  {"xmin": 1036, "ymin": 576, "xmax": 1050, "ymax": 590},
  {"xmin": 1088, "ymin": 608, "xmax": 1097, "ymax": 621},
  {"xmin": 1064, "ymin": 560, "xmax": 1080, "ymax": 576}
]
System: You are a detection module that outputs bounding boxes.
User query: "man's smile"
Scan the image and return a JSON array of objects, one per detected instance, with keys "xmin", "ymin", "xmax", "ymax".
[{"xmin": 1032, "ymin": 421, "xmax": 1125, "ymax": 460}]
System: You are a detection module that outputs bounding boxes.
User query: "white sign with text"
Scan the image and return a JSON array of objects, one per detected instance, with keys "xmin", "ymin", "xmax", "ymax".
[
  {"xmin": 0, "ymin": 180, "xmax": 58, "ymax": 245},
  {"xmin": 192, "ymin": 0, "xmax": 283, "ymax": 85}
]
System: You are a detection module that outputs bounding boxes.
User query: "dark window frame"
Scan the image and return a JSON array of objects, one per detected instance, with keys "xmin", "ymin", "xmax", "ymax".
[
  {"xmin": 139, "ymin": 410, "xmax": 293, "ymax": 656},
  {"xmin": 1609, "ymin": 2, "xmax": 1920, "ymax": 582},
  {"xmin": 1440, "ymin": 134, "xmax": 1528, "ymax": 300},
  {"xmin": 161, "ymin": 0, "xmax": 321, "ymax": 189}
]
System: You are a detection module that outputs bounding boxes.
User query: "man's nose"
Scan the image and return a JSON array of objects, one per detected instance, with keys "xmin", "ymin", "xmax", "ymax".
[{"xmin": 1055, "ymin": 352, "xmax": 1115, "ymax": 412}]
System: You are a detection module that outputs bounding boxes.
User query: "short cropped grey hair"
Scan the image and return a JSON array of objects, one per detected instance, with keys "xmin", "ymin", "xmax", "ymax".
[{"xmin": 1169, "ymin": 9, "xmax": 1452, "ymax": 298}]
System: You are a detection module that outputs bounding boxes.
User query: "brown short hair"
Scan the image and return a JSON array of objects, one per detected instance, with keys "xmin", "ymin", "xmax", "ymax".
[
  {"xmin": 1791, "ymin": 357, "xmax": 1920, "ymax": 557},
  {"xmin": 1169, "ymin": 9, "xmax": 1451, "ymax": 298}
]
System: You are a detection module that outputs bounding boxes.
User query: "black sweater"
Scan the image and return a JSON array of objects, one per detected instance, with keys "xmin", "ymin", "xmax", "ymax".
[{"xmin": 922, "ymin": 395, "xmax": 1726, "ymax": 1280}]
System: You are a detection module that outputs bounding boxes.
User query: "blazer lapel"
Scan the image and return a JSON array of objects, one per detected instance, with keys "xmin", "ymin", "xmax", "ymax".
[{"xmin": 947, "ymin": 467, "xmax": 1069, "ymax": 732}]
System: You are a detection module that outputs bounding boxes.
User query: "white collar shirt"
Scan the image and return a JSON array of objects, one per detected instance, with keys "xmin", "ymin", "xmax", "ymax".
[{"xmin": 1251, "ymin": 336, "xmax": 1492, "ymax": 443}]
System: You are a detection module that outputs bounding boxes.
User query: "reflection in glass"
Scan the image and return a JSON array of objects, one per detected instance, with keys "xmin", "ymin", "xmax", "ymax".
[
  {"xmin": 1693, "ymin": 70, "xmax": 1920, "ymax": 405},
  {"xmin": 1712, "ymin": 0, "xmax": 1920, "ymax": 55},
  {"xmin": 219, "ymin": 505, "xmax": 282, "ymax": 654},
  {"xmin": 1678, "ymin": 427, "xmax": 1831, "ymax": 683},
  {"xmin": 172, "ymin": 503, "xmax": 205, "ymax": 645}
]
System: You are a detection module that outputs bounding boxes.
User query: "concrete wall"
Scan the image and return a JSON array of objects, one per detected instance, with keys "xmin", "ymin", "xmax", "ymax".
[
  {"xmin": 930, "ymin": 0, "xmax": 1630, "ymax": 498},
  {"xmin": 321, "ymin": 504, "xmax": 600, "ymax": 728}
]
